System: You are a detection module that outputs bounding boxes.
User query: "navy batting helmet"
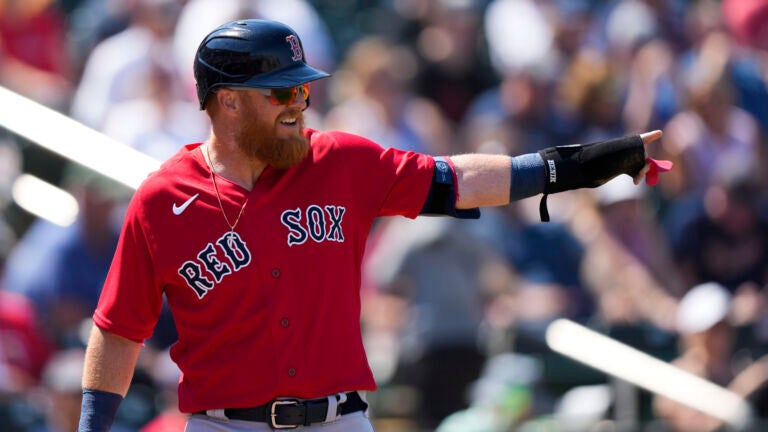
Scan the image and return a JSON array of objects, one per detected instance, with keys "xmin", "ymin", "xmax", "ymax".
[{"xmin": 194, "ymin": 19, "xmax": 331, "ymax": 109}]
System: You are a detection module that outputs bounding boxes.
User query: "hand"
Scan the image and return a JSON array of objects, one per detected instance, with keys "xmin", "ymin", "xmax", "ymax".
[{"xmin": 633, "ymin": 130, "xmax": 671, "ymax": 185}]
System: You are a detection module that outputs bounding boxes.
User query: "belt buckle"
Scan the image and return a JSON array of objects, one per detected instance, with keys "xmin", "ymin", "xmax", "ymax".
[{"xmin": 269, "ymin": 399, "xmax": 300, "ymax": 429}]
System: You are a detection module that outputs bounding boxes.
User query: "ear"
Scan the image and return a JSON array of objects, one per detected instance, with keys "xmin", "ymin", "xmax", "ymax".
[{"xmin": 216, "ymin": 89, "xmax": 240, "ymax": 113}]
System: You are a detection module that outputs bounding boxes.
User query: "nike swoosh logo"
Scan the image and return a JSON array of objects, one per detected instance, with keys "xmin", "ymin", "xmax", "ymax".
[{"xmin": 173, "ymin": 193, "xmax": 199, "ymax": 215}]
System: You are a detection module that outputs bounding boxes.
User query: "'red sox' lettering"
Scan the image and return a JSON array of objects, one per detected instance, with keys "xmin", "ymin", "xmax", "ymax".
[
  {"xmin": 178, "ymin": 231, "xmax": 252, "ymax": 299},
  {"xmin": 280, "ymin": 205, "xmax": 346, "ymax": 246}
]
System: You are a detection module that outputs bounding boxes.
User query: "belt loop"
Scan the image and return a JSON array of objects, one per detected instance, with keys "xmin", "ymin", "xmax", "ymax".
[
  {"xmin": 323, "ymin": 392, "xmax": 348, "ymax": 423},
  {"xmin": 324, "ymin": 395, "xmax": 338, "ymax": 423},
  {"xmin": 205, "ymin": 408, "xmax": 228, "ymax": 420}
]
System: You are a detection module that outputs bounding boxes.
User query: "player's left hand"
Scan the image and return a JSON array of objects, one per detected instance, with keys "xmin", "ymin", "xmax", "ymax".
[{"xmin": 634, "ymin": 130, "xmax": 672, "ymax": 186}]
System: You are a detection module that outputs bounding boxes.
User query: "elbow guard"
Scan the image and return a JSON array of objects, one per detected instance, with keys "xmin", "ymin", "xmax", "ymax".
[
  {"xmin": 537, "ymin": 135, "xmax": 645, "ymax": 221},
  {"xmin": 420, "ymin": 157, "xmax": 481, "ymax": 219}
]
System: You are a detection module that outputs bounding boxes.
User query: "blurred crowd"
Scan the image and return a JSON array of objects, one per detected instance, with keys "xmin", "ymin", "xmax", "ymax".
[{"xmin": 2, "ymin": 0, "xmax": 768, "ymax": 431}]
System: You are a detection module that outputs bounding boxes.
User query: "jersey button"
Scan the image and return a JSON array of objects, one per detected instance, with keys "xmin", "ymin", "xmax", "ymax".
[
  {"xmin": 288, "ymin": 368, "xmax": 296, "ymax": 377},
  {"xmin": 271, "ymin": 268, "xmax": 281, "ymax": 278},
  {"xmin": 280, "ymin": 318, "xmax": 290, "ymax": 328}
]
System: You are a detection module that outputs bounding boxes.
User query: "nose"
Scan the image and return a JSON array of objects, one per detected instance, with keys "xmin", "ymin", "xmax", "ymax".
[
  {"xmin": 290, "ymin": 84, "xmax": 309, "ymax": 110},
  {"xmin": 289, "ymin": 94, "xmax": 308, "ymax": 111}
]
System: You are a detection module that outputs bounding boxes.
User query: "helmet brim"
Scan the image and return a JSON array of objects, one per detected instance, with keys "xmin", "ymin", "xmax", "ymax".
[{"xmin": 241, "ymin": 63, "xmax": 331, "ymax": 88}]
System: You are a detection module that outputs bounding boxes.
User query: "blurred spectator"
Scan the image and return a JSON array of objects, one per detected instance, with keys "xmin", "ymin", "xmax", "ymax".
[
  {"xmin": 27, "ymin": 347, "xmax": 142, "ymax": 432},
  {"xmin": 478, "ymin": 0, "xmax": 582, "ymax": 153},
  {"xmin": 588, "ymin": 0, "xmax": 662, "ymax": 60},
  {"xmin": 592, "ymin": 176, "xmax": 686, "ymax": 297},
  {"xmin": 100, "ymin": 58, "xmax": 209, "ymax": 161},
  {"xmin": 2, "ymin": 165, "xmax": 129, "ymax": 347},
  {"xmin": 717, "ymin": 0, "xmax": 768, "ymax": 141},
  {"xmin": 405, "ymin": 0, "xmax": 496, "ymax": 125},
  {"xmin": 364, "ymin": 216, "xmax": 512, "ymax": 429},
  {"xmin": 66, "ymin": 0, "xmax": 136, "ymax": 75},
  {"xmin": 466, "ymin": 65, "xmax": 580, "ymax": 156},
  {"xmin": 455, "ymin": 113, "xmax": 594, "ymax": 360},
  {"xmin": 472, "ymin": 203, "xmax": 592, "ymax": 326},
  {"xmin": 655, "ymin": 281, "xmax": 768, "ymax": 429},
  {"xmin": 670, "ymin": 172, "xmax": 768, "ymax": 293},
  {"xmin": 663, "ymin": 0, "xmax": 768, "ymax": 144},
  {"xmin": 622, "ymin": 37, "xmax": 678, "ymax": 133},
  {"xmin": 498, "ymin": 207, "xmax": 582, "ymax": 297},
  {"xmin": 30, "ymin": 349, "xmax": 89, "ymax": 432},
  {"xmin": 0, "ymin": 287, "xmax": 55, "ymax": 430},
  {"xmin": 556, "ymin": 48, "xmax": 626, "ymax": 140},
  {"xmin": 654, "ymin": 282, "xmax": 737, "ymax": 432},
  {"xmin": 69, "ymin": 0, "xmax": 183, "ymax": 129},
  {"xmin": 730, "ymin": 283, "xmax": 768, "ymax": 372},
  {"xmin": 510, "ymin": 177, "xmax": 682, "ymax": 375},
  {"xmin": 0, "ymin": 290, "xmax": 53, "ymax": 394},
  {"xmin": 325, "ymin": 36, "xmax": 453, "ymax": 155},
  {"xmin": 0, "ymin": 0, "xmax": 72, "ymax": 108},
  {"xmin": 0, "ymin": 171, "xmax": 50, "ymax": 430},
  {"xmin": 661, "ymin": 31, "xmax": 763, "ymax": 200},
  {"xmin": 484, "ymin": 0, "xmax": 555, "ymax": 81}
]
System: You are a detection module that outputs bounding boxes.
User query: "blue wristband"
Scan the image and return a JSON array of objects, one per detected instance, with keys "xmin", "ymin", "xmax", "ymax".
[
  {"xmin": 78, "ymin": 388, "xmax": 123, "ymax": 432},
  {"xmin": 510, "ymin": 153, "xmax": 546, "ymax": 201}
]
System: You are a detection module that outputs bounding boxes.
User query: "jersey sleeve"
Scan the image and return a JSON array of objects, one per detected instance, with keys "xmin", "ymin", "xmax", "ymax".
[
  {"xmin": 92, "ymin": 193, "xmax": 163, "ymax": 343},
  {"xmin": 322, "ymin": 130, "xmax": 433, "ymax": 219}
]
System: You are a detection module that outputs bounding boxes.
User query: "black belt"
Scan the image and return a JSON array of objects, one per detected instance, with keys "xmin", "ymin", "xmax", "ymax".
[{"xmin": 196, "ymin": 391, "xmax": 367, "ymax": 429}]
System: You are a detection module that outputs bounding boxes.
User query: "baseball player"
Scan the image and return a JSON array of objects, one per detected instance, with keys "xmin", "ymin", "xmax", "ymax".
[{"xmin": 77, "ymin": 19, "xmax": 671, "ymax": 431}]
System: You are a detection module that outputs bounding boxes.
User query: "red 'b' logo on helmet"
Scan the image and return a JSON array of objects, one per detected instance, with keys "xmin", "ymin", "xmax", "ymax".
[{"xmin": 285, "ymin": 35, "xmax": 303, "ymax": 61}]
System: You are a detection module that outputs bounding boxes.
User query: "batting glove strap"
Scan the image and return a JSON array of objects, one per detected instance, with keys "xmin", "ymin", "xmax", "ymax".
[{"xmin": 537, "ymin": 135, "xmax": 645, "ymax": 221}]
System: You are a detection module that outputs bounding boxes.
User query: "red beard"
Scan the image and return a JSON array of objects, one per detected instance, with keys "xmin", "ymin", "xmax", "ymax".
[{"xmin": 235, "ymin": 100, "xmax": 309, "ymax": 169}]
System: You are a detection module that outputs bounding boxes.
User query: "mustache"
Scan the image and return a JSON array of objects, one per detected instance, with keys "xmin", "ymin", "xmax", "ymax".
[{"xmin": 277, "ymin": 108, "xmax": 305, "ymax": 122}]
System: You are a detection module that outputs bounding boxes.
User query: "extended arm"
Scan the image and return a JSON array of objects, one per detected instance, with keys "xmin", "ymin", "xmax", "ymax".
[{"xmin": 452, "ymin": 130, "xmax": 663, "ymax": 212}]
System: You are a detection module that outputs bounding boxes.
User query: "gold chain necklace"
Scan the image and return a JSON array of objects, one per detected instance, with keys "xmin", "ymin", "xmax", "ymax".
[{"xmin": 206, "ymin": 145, "xmax": 249, "ymax": 245}]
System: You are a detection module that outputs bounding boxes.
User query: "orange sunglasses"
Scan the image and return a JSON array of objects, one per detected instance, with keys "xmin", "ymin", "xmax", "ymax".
[{"xmin": 253, "ymin": 83, "xmax": 310, "ymax": 106}]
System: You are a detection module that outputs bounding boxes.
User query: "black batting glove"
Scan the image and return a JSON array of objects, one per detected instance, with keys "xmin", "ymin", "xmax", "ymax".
[{"xmin": 537, "ymin": 135, "xmax": 645, "ymax": 221}]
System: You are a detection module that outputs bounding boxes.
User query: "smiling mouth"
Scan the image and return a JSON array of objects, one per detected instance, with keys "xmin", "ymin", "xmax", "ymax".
[{"xmin": 280, "ymin": 117, "xmax": 298, "ymax": 126}]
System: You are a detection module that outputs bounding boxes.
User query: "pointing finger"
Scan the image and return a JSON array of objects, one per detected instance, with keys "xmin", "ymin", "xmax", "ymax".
[{"xmin": 640, "ymin": 130, "xmax": 663, "ymax": 145}]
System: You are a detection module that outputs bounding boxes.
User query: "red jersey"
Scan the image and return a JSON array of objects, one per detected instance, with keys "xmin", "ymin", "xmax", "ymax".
[{"xmin": 93, "ymin": 129, "xmax": 434, "ymax": 413}]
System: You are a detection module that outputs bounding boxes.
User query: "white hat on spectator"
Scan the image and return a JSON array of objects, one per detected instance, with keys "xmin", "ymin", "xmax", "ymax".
[
  {"xmin": 605, "ymin": 0, "xmax": 659, "ymax": 53},
  {"xmin": 676, "ymin": 282, "xmax": 731, "ymax": 334},
  {"xmin": 484, "ymin": 0, "xmax": 555, "ymax": 75}
]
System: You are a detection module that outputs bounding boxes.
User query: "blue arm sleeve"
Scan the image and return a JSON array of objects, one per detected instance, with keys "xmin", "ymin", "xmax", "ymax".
[
  {"xmin": 509, "ymin": 153, "xmax": 546, "ymax": 201},
  {"xmin": 78, "ymin": 388, "xmax": 123, "ymax": 432}
]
